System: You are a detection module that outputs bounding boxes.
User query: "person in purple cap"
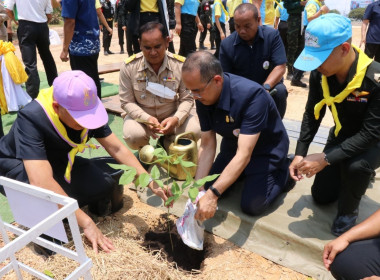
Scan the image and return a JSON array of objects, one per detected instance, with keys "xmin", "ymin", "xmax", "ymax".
[
  {"xmin": 0, "ymin": 70, "xmax": 171, "ymax": 254},
  {"xmin": 289, "ymin": 13, "xmax": 380, "ymax": 236}
]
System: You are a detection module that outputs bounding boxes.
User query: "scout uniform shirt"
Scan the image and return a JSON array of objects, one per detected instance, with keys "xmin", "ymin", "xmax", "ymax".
[
  {"xmin": 295, "ymin": 49, "xmax": 380, "ymax": 165},
  {"xmin": 119, "ymin": 52, "xmax": 194, "ymax": 125}
]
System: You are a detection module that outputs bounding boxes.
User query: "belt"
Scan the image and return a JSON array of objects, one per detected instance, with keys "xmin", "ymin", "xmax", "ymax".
[
  {"xmin": 280, "ymin": 20, "xmax": 287, "ymax": 23},
  {"xmin": 107, "ymin": 18, "xmax": 113, "ymax": 21},
  {"xmin": 140, "ymin": 12, "xmax": 159, "ymax": 16}
]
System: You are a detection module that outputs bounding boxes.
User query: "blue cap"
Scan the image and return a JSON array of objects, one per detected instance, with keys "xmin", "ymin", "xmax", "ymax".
[{"xmin": 294, "ymin": 14, "xmax": 352, "ymax": 71}]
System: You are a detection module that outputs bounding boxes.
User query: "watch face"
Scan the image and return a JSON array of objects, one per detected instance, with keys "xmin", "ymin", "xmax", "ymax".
[{"xmin": 264, "ymin": 84, "xmax": 271, "ymax": 90}]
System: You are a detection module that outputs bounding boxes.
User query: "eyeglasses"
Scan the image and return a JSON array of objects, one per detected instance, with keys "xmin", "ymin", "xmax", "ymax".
[{"xmin": 190, "ymin": 76, "xmax": 214, "ymax": 97}]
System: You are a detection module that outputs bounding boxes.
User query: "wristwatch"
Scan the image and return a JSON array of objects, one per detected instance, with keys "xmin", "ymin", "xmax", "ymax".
[
  {"xmin": 209, "ymin": 185, "xmax": 221, "ymax": 198},
  {"xmin": 263, "ymin": 83, "xmax": 271, "ymax": 91}
]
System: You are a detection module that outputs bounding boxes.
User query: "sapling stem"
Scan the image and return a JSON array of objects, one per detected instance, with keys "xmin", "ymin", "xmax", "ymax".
[{"xmin": 167, "ymin": 208, "xmax": 174, "ymax": 252}]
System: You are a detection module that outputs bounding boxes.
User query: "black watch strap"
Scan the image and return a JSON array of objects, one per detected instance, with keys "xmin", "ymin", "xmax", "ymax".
[{"xmin": 209, "ymin": 185, "xmax": 221, "ymax": 198}]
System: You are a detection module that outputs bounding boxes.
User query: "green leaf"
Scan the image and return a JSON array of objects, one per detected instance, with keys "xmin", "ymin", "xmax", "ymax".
[
  {"xmin": 108, "ymin": 163, "xmax": 135, "ymax": 171},
  {"xmin": 155, "ymin": 179, "xmax": 164, "ymax": 188},
  {"xmin": 188, "ymin": 187, "xmax": 199, "ymax": 202},
  {"xmin": 180, "ymin": 160, "xmax": 197, "ymax": 168},
  {"xmin": 171, "ymin": 181, "xmax": 181, "ymax": 195},
  {"xmin": 119, "ymin": 169, "xmax": 137, "ymax": 185},
  {"xmin": 181, "ymin": 173, "xmax": 193, "ymax": 190},
  {"xmin": 165, "ymin": 196, "xmax": 176, "ymax": 206},
  {"xmin": 193, "ymin": 174, "xmax": 220, "ymax": 188},
  {"xmin": 150, "ymin": 165, "xmax": 161, "ymax": 180},
  {"xmin": 43, "ymin": 270, "xmax": 55, "ymax": 278},
  {"xmin": 153, "ymin": 147, "xmax": 167, "ymax": 157},
  {"xmin": 137, "ymin": 173, "xmax": 151, "ymax": 188}
]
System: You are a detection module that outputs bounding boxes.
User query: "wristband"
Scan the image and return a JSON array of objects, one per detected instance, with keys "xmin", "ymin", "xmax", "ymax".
[{"xmin": 209, "ymin": 185, "xmax": 221, "ymax": 198}]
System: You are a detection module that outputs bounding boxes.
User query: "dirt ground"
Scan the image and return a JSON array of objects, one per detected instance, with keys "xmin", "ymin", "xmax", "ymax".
[{"xmin": 2, "ymin": 22, "xmax": 362, "ymax": 279}]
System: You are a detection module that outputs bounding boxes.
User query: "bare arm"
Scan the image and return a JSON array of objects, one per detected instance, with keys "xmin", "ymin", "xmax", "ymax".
[
  {"xmin": 215, "ymin": 16, "xmax": 225, "ymax": 41},
  {"xmin": 97, "ymin": 8, "xmax": 112, "ymax": 34},
  {"xmin": 174, "ymin": 3, "xmax": 182, "ymax": 35},
  {"xmin": 263, "ymin": 63, "xmax": 286, "ymax": 89},
  {"xmin": 323, "ymin": 209, "xmax": 380, "ymax": 270},
  {"xmin": 274, "ymin": 17, "xmax": 280, "ymax": 29},
  {"xmin": 5, "ymin": 9, "xmax": 17, "ymax": 24},
  {"xmin": 23, "ymin": 159, "xmax": 114, "ymax": 253},
  {"xmin": 195, "ymin": 132, "xmax": 260, "ymax": 221},
  {"xmin": 307, "ymin": 5, "xmax": 329, "ymax": 22},
  {"xmin": 194, "ymin": 130, "xmax": 217, "ymax": 181},
  {"xmin": 60, "ymin": 17, "xmax": 75, "ymax": 62},
  {"xmin": 360, "ymin": 19, "xmax": 369, "ymax": 48}
]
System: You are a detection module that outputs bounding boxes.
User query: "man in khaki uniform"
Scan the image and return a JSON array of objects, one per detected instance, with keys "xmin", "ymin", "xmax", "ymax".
[{"xmin": 119, "ymin": 22, "xmax": 200, "ymax": 150}]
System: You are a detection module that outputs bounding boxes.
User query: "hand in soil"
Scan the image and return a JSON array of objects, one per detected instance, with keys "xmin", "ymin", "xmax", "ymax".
[
  {"xmin": 194, "ymin": 189, "xmax": 218, "ymax": 221},
  {"xmin": 83, "ymin": 220, "xmax": 115, "ymax": 253}
]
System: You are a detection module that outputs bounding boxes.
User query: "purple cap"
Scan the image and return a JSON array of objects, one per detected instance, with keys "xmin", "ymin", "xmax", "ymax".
[{"xmin": 53, "ymin": 70, "xmax": 108, "ymax": 129}]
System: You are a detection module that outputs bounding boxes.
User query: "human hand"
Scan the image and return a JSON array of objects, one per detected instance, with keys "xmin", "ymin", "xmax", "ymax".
[
  {"xmin": 160, "ymin": 116, "xmax": 179, "ymax": 135},
  {"xmin": 296, "ymin": 153, "xmax": 328, "ymax": 178},
  {"xmin": 115, "ymin": 22, "xmax": 118, "ymax": 28},
  {"xmin": 207, "ymin": 23, "xmax": 211, "ymax": 29},
  {"xmin": 320, "ymin": 5, "xmax": 329, "ymax": 14},
  {"xmin": 323, "ymin": 237, "xmax": 349, "ymax": 270},
  {"xmin": 122, "ymin": 26, "xmax": 127, "ymax": 31},
  {"xmin": 289, "ymin": 155, "xmax": 304, "ymax": 181},
  {"xmin": 146, "ymin": 116, "xmax": 162, "ymax": 139},
  {"xmin": 107, "ymin": 27, "xmax": 113, "ymax": 35},
  {"xmin": 60, "ymin": 49, "xmax": 69, "ymax": 62},
  {"xmin": 300, "ymin": 0, "xmax": 307, "ymax": 6},
  {"xmin": 362, "ymin": 276, "xmax": 380, "ymax": 280},
  {"xmin": 194, "ymin": 189, "xmax": 218, "ymax": 221},
  {"xmin": 169, "ymin": 30, "xmax": 174, "ymax": 41},
  {"xmin": 175, "ymin": 23, "xmax": 182, "ymax": 35},
  {"xmin": 197, "ymin": 22, "xmax": 204, "ymax": 32},
  {"xmin": 99, "ymin": 25, "xmax": 103, "ymax": 31},
  {"xmin": 221, "ymin": 32, "xmax": 226, "ymax": 40},
  {"xmin": 360, "ymin": 38, "xmax": 366, "ymax": 48},
  {"xmin": 149, "ymin": 182, "xmax": 173, "ymax": 205},
  {"xmin": 82, "ymin": 219, "xmax": 114, "ymax": 253}
]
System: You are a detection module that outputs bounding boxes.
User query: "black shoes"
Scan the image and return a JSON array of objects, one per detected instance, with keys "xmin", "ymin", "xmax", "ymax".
[
  {"xmin": 199, "ymin": 44, "xmax": 207, "ymax": 50},
  {"xmin": 211, "ymin": 46, "xmax": 216, "ymax": 50},
  {"xmin": 331, "ymin": 209, "xmax": 359, "ymax": 236},
  {"xmin": 104, "ymin": 50, "xmax": 114, "ymax": 55},
  {"xmin": 291, "ymin": 79, "xmax": 307, "ymax": 88}
]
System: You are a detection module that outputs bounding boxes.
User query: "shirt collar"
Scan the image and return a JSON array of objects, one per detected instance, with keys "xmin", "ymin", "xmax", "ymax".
[
  {"xmin": 234, "ymin": 26, "xmax": 264, "ymax": 47},
  {"xmin": 138, "ymin": 53, "xmax": 170, "ymax": 74}
]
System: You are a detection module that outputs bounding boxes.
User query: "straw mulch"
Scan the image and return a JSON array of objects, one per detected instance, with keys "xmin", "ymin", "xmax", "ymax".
[{"xmin": 1, "ymin": 188, "xmax": 307, "ymax": 280}]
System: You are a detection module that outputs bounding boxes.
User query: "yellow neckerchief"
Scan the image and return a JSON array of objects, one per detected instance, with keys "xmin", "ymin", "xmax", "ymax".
[
  {"xmin": 214, "ymin": 0, "xmax": 229, "ymax": 18},
  {"xmin": 314, "ymin": 45, "xmax": 373, "ymax": 136},
  {"xmin": 36, "ymin": 87, "xmax": 99, "ymax": 183}
]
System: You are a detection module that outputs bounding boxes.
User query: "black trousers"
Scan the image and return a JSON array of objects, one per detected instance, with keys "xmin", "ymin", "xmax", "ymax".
[
  {"xmin": 0, "ymin": 157, "xmax": 115, "ymax": 208},
  {"xmin": 117, "ymin": 21, "xmax": 134, "ymax": 55},
  {"xmin": 178, "ymin": 13, "xmax": 197, "ymax": 57},
  {"xmin": 228, "ymin": 17, "xmax": 234, "ymax": 34},
  {"xmin": 69, "ymin": 53, "xmax": 101, "ymax": 99},
  {"xmin": 278, "ymin": 20, "xmax": 288, "ymax": 55},
  {"xmin": 103, "ymin": 19, "xmax": 113, "ymax": 51},
  {"xmin": 126, "ymin": 27, "xmax": 134, "ymax": 56},
  {"xmin": 17, "ymin": 20, "xmax": 58, "ymax": 99},
  {"xmin": 365, "ymin": 43, "xmax": 380, "ymax": 63},
  {"xmin": 204, "ymin": 140, "xmax": 289, "ymax": 215},
  {"xmin": 330, "ymin": 238, "xmax": 380, "ymax": 280},
  {"xmin": 312, "ymin": 137, "xmax": 380, "ymax": 215},
  {"xmin": 213, "ymin": 22, "xmax": 225, "ymax": 59}
]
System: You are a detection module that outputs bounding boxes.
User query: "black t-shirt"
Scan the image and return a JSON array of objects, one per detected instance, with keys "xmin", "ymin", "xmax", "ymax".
[{"xmin": 0, "ymin": 100, "xmax": 112, "ymax": 173}]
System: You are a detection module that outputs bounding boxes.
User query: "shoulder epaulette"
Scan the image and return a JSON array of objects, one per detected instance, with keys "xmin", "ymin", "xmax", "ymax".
[
  {"xmin": 366, "ymin": 61, "xmax": 380, "ymax": 84},
  {"xmin": 173, "ymin": 54, "xmax": 186, "ymax": 62},
  {"xmin": 124, "ymin": 54, "xmax": 137, "ymax": 64}
]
